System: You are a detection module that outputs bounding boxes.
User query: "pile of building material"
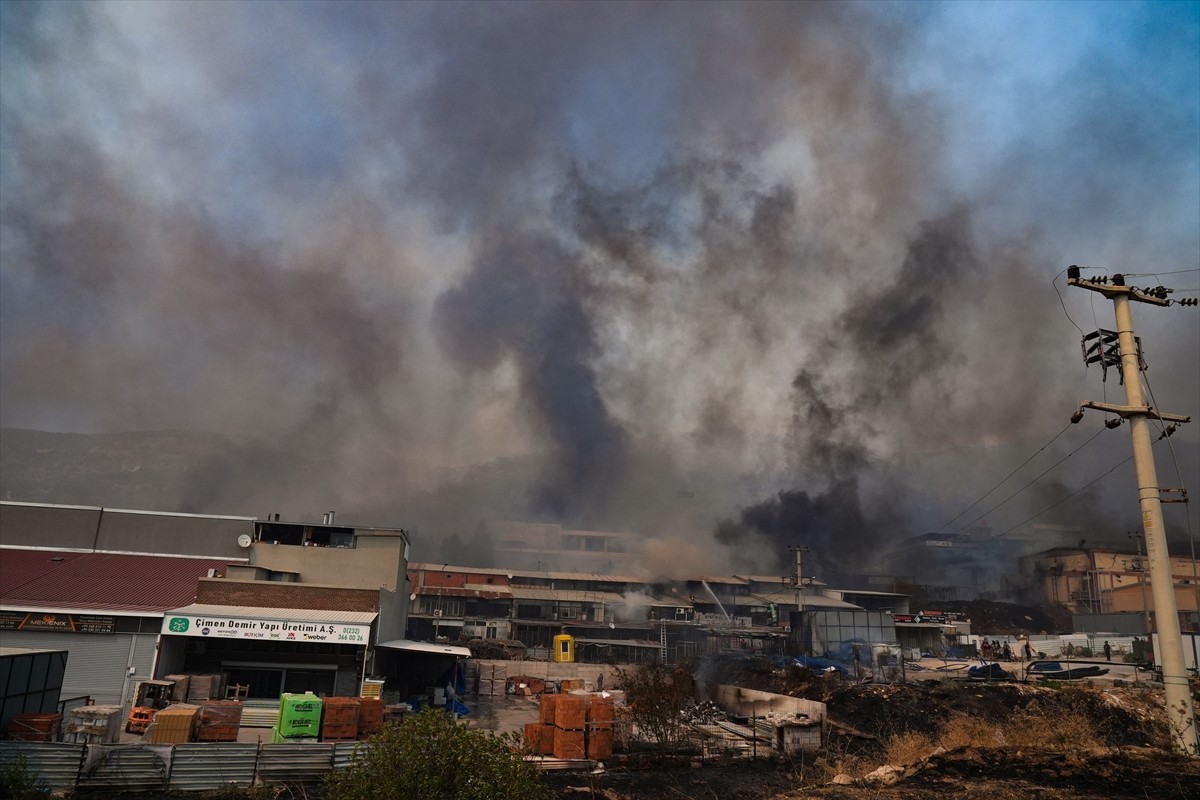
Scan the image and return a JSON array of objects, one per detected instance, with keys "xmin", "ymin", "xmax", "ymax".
[
  {"xmin": 466, "ymin": 639, "xmax": 528, "ymax": 661},
  {"xmin": 195, "ymin": 700, "xmax": 243, "ymax": 742},
  {"xmin": 524, "ymin": 692, "xmax": 615, "ymax": 761},
  {"xmin": 145, "ymin": 704, "xmax": 200, "ymax": 744},
  {"xmin": 6, "ymin": 713, "xmax": 62, "ymax": 741},
  {"xmin": 320, "ymin": 697, "xmax": 360, "ymax": 741},
  {"xmin": 475, "ymin": 661, "xmax": 509, "ymax": 697},
  {"xmin": 506, "ymin": 675, "xmax": 546, "ymax": 696},
  {"xmin": 62, "ymin": 705, "xmax": 122, "ymax": 744},
  {"xmin": 186, "ymin": 674, "xmax": 225, "ymax": 703},
  {"xmin": 165, "ymin": 674, "xmax": 191, "ymax": 702},
  {"xmin": 272, "ymin": 692, "xmax": 323, "ymax": 743},
  {"xmin": 358, "ymin": 697, "xmax": 384, "ymax": 736}
]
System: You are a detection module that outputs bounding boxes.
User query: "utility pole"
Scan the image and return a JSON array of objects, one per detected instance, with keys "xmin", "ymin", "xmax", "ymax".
[
  {"xmin": 785, "ymin": 546, "xmax": 809, "ymax": 655},
  {"xmin": 1067, "ymin": 266, "xmax": 1197, "ymax": 754},
  {"xmin": 787, "ymin": 546, "xmax": 808, "ymax": 611}
]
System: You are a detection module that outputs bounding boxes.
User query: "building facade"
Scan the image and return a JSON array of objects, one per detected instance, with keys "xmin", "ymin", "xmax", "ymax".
[
  {"xmin": 0, "ymin": 501, "xmax": 411, "ymax": 705},
  {"xmin": 1021, "ymin": 544, "xmax": 1200, "ymax": 631}
]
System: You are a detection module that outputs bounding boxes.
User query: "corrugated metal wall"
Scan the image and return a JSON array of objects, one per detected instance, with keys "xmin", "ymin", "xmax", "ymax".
[
  {"xmin": 76, "ymin": 745, "xmax": 168, "ymax": 793},
  {"xmin": 170, "ymin": 742, "xmax": 259, "ymax": 791},
  {"xmin": 0, "ymin": 742, "xmax": 86, "ymax": 792},
  {"xmin": 0, "ymin": 739, "xmax": 372, "ymax": 793},
  {"xmin": 257, "ymin": 742, "xmax": 336, "ymax": 785}
]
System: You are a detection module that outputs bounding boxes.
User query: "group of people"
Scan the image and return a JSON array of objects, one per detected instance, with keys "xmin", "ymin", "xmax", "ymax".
[
  {"xmin": 978, "ymin": 638, "xmax": 1040, "ymax": 661},
  {"xmin": 979, "ymin": 639, "xmax": 1013, "ymax": 661}
]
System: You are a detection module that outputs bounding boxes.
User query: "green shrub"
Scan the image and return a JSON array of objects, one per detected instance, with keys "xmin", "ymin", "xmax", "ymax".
[
  {"xmin": 323, "ymin": 708, "xmax": 552, "ymax": 800},
  {"xmin": 1, "ymin": 754, "xmax": 46, "ymax": 800}
]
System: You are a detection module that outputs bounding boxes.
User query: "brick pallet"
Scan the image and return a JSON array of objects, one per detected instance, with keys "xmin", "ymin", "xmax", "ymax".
[
  {"xmin": 7, "ymin": 713, "xmax": 62, "ymax": 742},
  {"xmin": 535, "ymin": 692, "xmax": 615, "ymax": 760},
  {"xmin": 320, "ymin": 727, "xmax": 359, "ymax": 741},
  {"xmin": 196, "ymin": 700, "xmax": 243, "ymax": 742},
  {"xmin": 358, "ymin": 697, "xmax": 384, "ymax": 735},
  {"xmin": 318, "ymin": 697, "xmax": 361, "ymax": 741}
]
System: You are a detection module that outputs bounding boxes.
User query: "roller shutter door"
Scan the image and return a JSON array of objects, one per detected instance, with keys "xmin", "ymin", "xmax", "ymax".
[{"xmin": 0, "ymin": 632, "xmax": 157, "ymax": 706}]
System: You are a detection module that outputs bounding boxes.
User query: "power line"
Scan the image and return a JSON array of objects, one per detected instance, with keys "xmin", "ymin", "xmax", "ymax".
[
  {"xmin": 949, "ymin": 426, "xmax": 1107, "ymax": 535},
  {"xmin": 1121, "ymin": 269, "xmax": 1199, "ymax": 277},
  {"xmin": 935, "ymin": 422, "xmax": 1075, "ymax": 533},
  {"xmin": 991, "ymin": 454, "xmax": 1134, "ymax": 538},
  {"xmin": 1052, "ymin": 268, "xmax": 1085, "ymax": 335}
]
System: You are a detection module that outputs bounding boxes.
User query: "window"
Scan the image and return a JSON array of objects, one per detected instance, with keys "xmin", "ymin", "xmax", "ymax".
[{"xmin": 420, "ymin": 597, "xmax": 464, "ymax": 617}]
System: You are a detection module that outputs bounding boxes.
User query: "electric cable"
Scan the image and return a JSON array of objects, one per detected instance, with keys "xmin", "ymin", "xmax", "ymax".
[
  {"xmin": 934, "ymin": 422, "xmax": 1076, "ymax": 533},
  {"xmin": 949, "ymin": 426, "xmax": 1107, "ymax": 536},
  {"xmin": 1052, "ymin": 267, "xmax": 1085, "ymax": 335},
  {"xmin": 1121, "ymin": 269, "xmax": 1199, "ymax": 277},
  {"xmin": 992, "ymin": 454, "xmax": 1135, "ymax": 539}
]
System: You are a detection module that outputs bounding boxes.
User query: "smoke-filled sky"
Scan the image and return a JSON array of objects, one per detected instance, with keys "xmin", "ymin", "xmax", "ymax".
[{"xmin": 2, "ymin": 1, "xmax": 1198, "ymax": 576}]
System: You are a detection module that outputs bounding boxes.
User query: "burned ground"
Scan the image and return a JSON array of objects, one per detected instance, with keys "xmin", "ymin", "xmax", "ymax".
[{"xmin": 547, "ymin": 654, "xmax": 1200, "ymax": 799}]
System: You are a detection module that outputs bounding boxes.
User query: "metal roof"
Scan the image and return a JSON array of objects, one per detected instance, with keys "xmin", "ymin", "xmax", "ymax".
[
  {"xmin": 748, "ymin": 591, "xmax": 861, "ymax": 609},
  {"xmin": 165, "ymin": 603, "xmax": 377, "ymax": 625},
  {"xmin": 510, "ymin": 587, "xmax": 625, "ymax": 603},
  {"xmin": 411, "ymin": 562, "xmax": 645, "ymax": 584},
  {"xmin": 0, "ymin": 549, "xmax": 233, "ymax": 613},
  {"xmin": 413, "ymin": 587, "xmax": 512, "ymax": 600},
  {"xmin": 735, "ymin": 574, "xmax": 828, "ymax": 587},
  {"xmin": 376, "ymin": 639, "xmax": 471, "ymax": 657}
]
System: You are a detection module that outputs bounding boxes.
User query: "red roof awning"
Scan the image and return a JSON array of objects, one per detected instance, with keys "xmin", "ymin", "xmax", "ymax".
[{"xmin": 1, "ymin": 549, "xmax": 233, "ymax": 613}]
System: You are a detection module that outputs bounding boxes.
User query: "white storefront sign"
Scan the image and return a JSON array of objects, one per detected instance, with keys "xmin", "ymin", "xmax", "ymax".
[{"xmin": 161, "ymin": 614, "xmax": 368, "ymax": 644}]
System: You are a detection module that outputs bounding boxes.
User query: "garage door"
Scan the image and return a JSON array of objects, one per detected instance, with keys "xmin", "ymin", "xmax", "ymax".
[{"xmin": 0, "ymin": 632, "xmax": 157, "ymax": 706}]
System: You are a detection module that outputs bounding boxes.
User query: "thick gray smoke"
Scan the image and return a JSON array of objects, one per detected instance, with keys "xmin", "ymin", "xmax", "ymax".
[{"xmin": 1, "ymin": 2, "xmax": 1197, "ymax": 577}]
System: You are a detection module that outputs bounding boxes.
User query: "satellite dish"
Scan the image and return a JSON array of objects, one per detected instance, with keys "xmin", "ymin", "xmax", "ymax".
[
  {"xmin": 236, "ymin": 534, "xmax": 252, "ymax": 548},
  {"xmin": 409, "ymin": 593, "xmax": 417, "ymax": 601}
]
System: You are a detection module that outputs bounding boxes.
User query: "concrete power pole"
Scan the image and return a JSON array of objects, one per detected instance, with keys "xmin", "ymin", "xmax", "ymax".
[
  {"xmin": 786, "ymin": 546, "xmax": 809, "ymax": 655},
  {"xmin": 1067, "ymin": 266, "xmax": 1197, "ymax": 755}
]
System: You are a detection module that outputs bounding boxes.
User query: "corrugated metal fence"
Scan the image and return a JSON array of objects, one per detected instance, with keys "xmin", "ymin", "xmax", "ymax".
[{"xmin": 0, "ymin": 740, "xmax": 367, "ymax": 795}]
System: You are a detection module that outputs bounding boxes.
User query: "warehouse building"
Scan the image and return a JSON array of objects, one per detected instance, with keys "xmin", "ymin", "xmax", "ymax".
[{"xmin": 0, "ymin": 502, "xmax": 411, "ymax": 705}]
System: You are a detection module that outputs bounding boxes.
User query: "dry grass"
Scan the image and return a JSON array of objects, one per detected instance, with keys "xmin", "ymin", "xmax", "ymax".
[{"xmin": 868, "ymin": 703, "xmax": 1102, "ymax": 777}]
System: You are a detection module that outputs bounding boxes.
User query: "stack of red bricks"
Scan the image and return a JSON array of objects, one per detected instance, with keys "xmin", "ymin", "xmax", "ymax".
[
  {"xmin": 195, "ymin": 700, "xmax": 243, "ymax": 742},
  {"xmin": 525, "ymin": 693, "xmax": 613, "ymax": 760},
  {"xmin": 587, "ymin": 694, "xmax": 614, "ymax": 759},
  {"xmin": 358, "ymin": 697, "xmax": 384, "ymax": 737},
  {"xmin": 320, "ymin": 697, "xmax": 361, "ymax": 741}
]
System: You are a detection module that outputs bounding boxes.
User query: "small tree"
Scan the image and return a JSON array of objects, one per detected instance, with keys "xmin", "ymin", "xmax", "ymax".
[
  {"xmin": 616, "ymin": 663, "xmax": 694, "ymax": 746},
  {"xmin": 324, "ymin": 708, "xmax": 552, "ymax": 800}
]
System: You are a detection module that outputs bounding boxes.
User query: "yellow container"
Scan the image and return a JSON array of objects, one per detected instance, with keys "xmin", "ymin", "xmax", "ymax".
[{"xmin": 552, "ymin": 634, "xmax": 575, "ymax": 663}]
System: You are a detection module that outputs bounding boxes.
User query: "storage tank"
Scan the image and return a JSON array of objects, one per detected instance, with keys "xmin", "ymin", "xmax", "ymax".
[{"xmin": 552, "ymin": 633, "xmax": 575, "ymax": 663}]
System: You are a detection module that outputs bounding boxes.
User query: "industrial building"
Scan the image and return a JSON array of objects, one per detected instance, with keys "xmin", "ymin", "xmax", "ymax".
[{"xmin": 0, "ymin": 501, "xmax": 413, "ymax": 705}]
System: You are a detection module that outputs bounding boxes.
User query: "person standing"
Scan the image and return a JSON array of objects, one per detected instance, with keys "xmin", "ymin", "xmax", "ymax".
[{"xmin": 1103, "ymin": 641, "xmax": 1112, "ymax": 661}]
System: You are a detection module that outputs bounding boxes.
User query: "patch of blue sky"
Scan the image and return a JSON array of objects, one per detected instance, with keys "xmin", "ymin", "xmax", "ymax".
[
  {"xmin": 562, "ymin": 47, "xmax": 678, "ymax": 190},
  {"xmin": 877, "ymin": 1, "xmax": 1198, "ymax": 264},
  {"xmin": 99, "ymin": 2, "xmax": 398, "ymax": 249},
  {"xmin": 884, "ymin": 2, "xmax": 1195, "ymax": 176}
]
